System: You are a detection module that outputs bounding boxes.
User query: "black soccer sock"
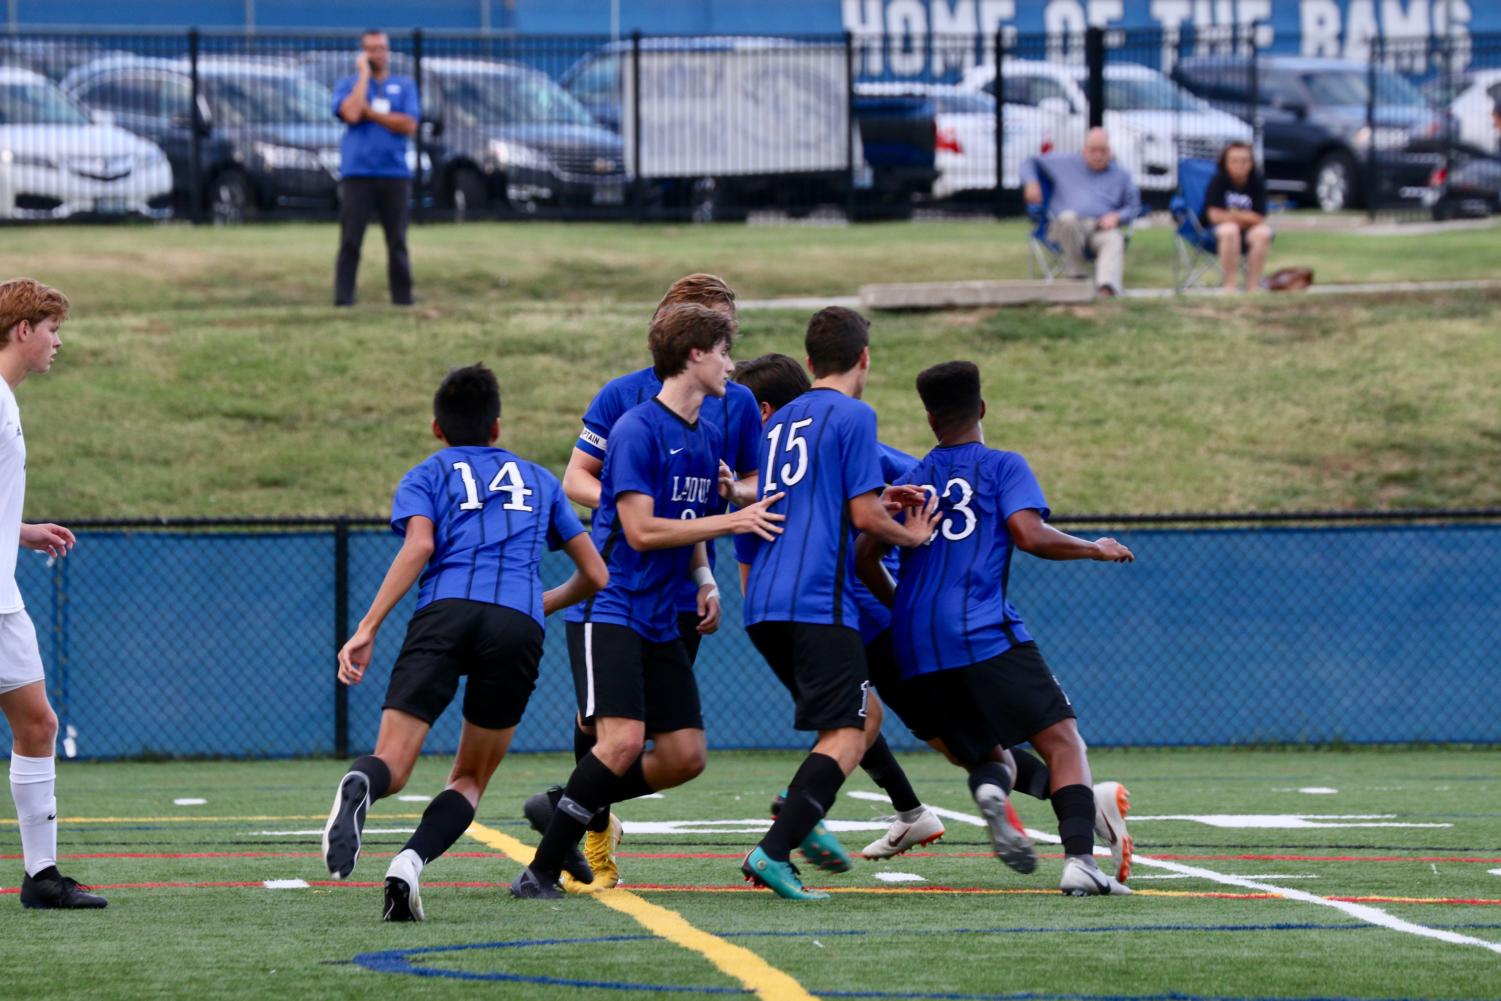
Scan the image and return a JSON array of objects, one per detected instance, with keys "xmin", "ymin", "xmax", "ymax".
[
  {"xmin": 859, "ymin": 735, "xmax": 922, "ymax": 813},
  {"xmin": 573, "ymin": 722, "xmax": 596, "ymax": 764},
  {"xmin": 401, "ymin": 789, "xmax": 475, "ymax": 865},
  {"xmin": 1011, "ymin": 747, "xmax": 1052, "ymax": 801},
  {"xmin": 1051, "ymin": 783, "xmax": 1096, "ymax": 857},
  {"xmin": 349, "ymin": 755, "xmax": 392, "ymax": 801},
  {"xmin": 611, "ymin": 754, "xmax": 655, "ymax": 803},
  {"xmin": 758, "ymin": 753, "xmax": 846, "ymax": 862},
  {"xmin": 531, "ymin": 753, "xmax": 618, "ymax": 875},
  {"xmin": 967, "ymin": 760, "xmax": 1013, "ymax": 797}
]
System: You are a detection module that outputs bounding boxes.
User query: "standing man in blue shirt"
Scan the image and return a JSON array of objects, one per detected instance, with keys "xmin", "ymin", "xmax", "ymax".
[
  {"xmin": 862, "ymin": 360, "xmax": 1135, "ymax": 896},
  {"xmin": 319, "ymin": 363, "xmax": 608, "ymax": 921},
  {"xmin": 332, "ymin": 29, "xmax": 419, "ymax": 307},
  {"xmin": 739, "ymin": 308, "xmax": 939, "ymax": 900},
  {"xmin": 1021, "ymin": 128, "xmax": 1141, "ymax": 297}
]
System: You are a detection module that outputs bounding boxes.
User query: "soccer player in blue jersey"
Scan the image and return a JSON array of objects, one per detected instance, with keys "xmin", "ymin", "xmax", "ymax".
[
  {"xmin": 861, "ymin": 360, "xmax": 1134, "ymax": 896},
  {"xmin": 320, "ymin": 364, "xmax": 608, "ymax": 921},
  {"xmin": 513, "ymin": 304, "xmax": 786, "ymax": 900},
  {"xmin": 739, "ymin": 308, "xmax": 941, "ymax": 900},
  {"xmin": 527, "ymin": 274, "xmax": 762, "ymax": 891},
  {"xmin": 732, "ymin": 353, "xmax": 945, "ymax": 861}
]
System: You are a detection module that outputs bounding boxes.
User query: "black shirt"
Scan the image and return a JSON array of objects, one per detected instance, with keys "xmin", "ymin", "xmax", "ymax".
[{"xmin": 1202, "ymin": 170, "xmax": 1267, "ymax": 226}]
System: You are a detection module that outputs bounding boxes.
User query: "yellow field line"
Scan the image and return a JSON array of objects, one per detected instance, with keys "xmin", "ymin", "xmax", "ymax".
[
  {"xmin": 0, "ymin": 814, "xmax": 426, "ymax": 824},
  {"xmin": 465, "ymin": 820, "xmax": 817, "ymax": 1001}
]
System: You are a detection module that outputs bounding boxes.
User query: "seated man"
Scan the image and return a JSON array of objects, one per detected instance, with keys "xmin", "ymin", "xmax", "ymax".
[
  {"xmin": 1204, "ymin": 141, "xmax": 1273, "ymax": 293},
  {"xmin": 1022, "ymin": 128, "xmax": 1141, "ymax": 297}
]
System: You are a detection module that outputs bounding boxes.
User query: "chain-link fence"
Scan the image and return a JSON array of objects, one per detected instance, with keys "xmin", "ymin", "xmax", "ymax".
[
  {"xmin": 0, "ymin": 510, "xmax": 1496, "ymax": 760},
  {"xmin": 2, "ymin": 26, "xmax": 1496, "ymax": 224}
]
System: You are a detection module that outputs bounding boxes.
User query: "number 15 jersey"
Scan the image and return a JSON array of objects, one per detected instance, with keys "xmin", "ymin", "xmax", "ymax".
[
  {"xmin": 890, "ymin": 442, "xmax": 1050, "ymax": 678},
  {"xmin": 743, "ymin": 388, "xmax": 887, "ymax": 630}
]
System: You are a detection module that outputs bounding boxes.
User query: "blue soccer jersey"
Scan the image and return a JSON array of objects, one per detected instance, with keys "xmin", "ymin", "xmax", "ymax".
[
  {"xmin": 851, "ymin": 442, "xmax": 921, "ymax": 645},
  {"xmin": 566, "ymin": 398, "xmax": 724, "ymax": 643},
  {"xmin": 743, "ymin": 388, "xmax": 887, "ymax": 629},
  {"xmin": 575, "ymin": 366, "xmax": 760, "ymax": 612},
  {"xmin": 391, "ymin": 446, "xmax": 586, "ymax": 626},
  {"xmin": 890, "ymin": 442, "xmax": 1051, "ymax": 678}
]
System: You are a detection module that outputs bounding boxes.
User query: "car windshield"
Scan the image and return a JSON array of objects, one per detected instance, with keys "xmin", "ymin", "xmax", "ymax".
[
  {"xmin": 439, "ymin": 71, "xmax": 594, "ymax": 127},
  {"xmin": 934, "ymin": 92, "xmax": 994, "ymax": 114},
  {"xmin": 205, "ymin": 73, "xmax": 331, "ymax": 125},
  {"xmin": 0, "ymin": 80, "xmax": 91, "ymax": 125},
  {"xmin": 1302, "ymin": 70, "xmax": 1428, "ymax": 108},
  {"xmin": 1105, "ymin": 75, "xmax": 1210, "ymax": 111}
]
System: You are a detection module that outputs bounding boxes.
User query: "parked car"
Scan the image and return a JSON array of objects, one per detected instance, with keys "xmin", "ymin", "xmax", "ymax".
[
  {"xmin": 855, "ymin": 82, "xmax": 1062, "ymax": 197},
  {"xmin": 0, "ymin": 38, "xmax": 127, "ymax": 84},
  {"xmin": 1420, "ymin": 69, "xmax": 1501, "ymax": 156},
  {"xmin": 959, "ymin": 60, "xmax": 1252, "ymax": 192},
  {"xmin": 559, "ymin": 37, "xmax": 937, "ymax": 220},
  {"xmin": 418, "ymin": 57, "xmax": 625, "ymax": 218},
  {"xmin": 0, "ymin": 66, "xmax": 172, "ymax": 220},
  {"xmin": 1172, "ymin": 55, "xmax": 1450, "ymax": 211},
  {"xmin": 1424, "ymin": 150, "xmax": 1501, "ymax": 219},
  {"xmin": 63, "ymin": 57, "xmax": 346, "ymax": 222}
]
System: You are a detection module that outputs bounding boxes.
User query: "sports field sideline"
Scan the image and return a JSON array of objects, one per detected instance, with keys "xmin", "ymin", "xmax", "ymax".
[{"xmin": 1, "ymin": 747, "xmax": 1496, "ymax": 1000}]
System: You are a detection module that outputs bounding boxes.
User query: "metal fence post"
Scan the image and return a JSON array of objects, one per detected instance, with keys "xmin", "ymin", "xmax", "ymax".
[
  {"xmin": 333, "ymin": 518, "xmax": 349, "ymax": 758},
  {"xmin": 412, "ymin": 28, "xmax": 425, "ymax": 223},
  {"xmin": 1365, "ymin": 34, "xmax": 1380, "ymax": 220},
  {"xmin": 994, "ymin": 27, "xmax": 1006, "ymax": 216},
  {"xmin": 1085, "ymin": 26, "xmax": 1105, "ymax": 129},
  {"xmin": 845, "ymin": 30, "xmax": 857, "ymax": 221},
  {"xmin": 188, "ymin": 27, "xmax": 203, "ymax": 224},
  {"xmin": 1248, "ymin": 22, "xmax": 1261, "ymax": 153},
  {"xmin": 630, "ymin": 29, "xmax": 643, "ymax": 222}
]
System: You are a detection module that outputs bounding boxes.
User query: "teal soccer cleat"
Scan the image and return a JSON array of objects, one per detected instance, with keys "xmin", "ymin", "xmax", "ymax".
[
  {"xmin": 797, "ymin": 820, "xmax": 853, "ymax": 873},
  {"xmin": 741, "ymin": 847, "xmax": 829, "ymax": 900}
]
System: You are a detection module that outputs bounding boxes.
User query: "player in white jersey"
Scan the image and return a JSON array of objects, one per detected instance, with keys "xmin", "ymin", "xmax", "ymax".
[{"xmin": 0, "ymin": 278, "xmax": 104, "ymax": 909}]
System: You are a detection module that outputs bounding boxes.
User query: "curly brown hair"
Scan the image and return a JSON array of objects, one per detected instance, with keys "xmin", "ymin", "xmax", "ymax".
[{"xmin": 0, "ymin": 278, "xmax": 69, "ymax": 346}]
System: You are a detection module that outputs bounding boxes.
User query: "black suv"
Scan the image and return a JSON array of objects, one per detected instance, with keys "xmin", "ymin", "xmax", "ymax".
[
  {"xmin": 1173, "ymin": 55, "xmax": 1448, "ymax": 211},
  {"xmin": 63, "ymin": 56, "xmax": 345, "ymax": 222}
]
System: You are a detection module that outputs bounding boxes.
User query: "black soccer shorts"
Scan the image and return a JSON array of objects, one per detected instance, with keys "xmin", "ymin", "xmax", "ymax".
[
  {"xmin": 964, "ymin": 641, "xmax": 1077, "ymax": 749},
  {"xmin": 747, "ymin": 621, "xmax": 870, "ymax": 732},
  {"xmin": 567, "ymin": 620, "xmax": 703, "ymax": 733},
  {"xmin": 382, "ymin": 598, "xmax": 543, "ymax": 730},
  {"xmin": 864, "ymin": 629, "xmax": 947, "ymax": 743}
]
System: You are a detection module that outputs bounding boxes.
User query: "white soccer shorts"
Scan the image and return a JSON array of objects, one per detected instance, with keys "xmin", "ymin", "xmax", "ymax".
[{"xmin": 0, "ymin": 609, "xmax": 45, "ymax": 695}]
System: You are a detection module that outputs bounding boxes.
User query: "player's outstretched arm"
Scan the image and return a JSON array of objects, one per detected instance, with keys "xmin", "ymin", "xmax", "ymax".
[
  {"xmin": 19, "ymin": 522, "xmax": 75, "ymax": 559},
  {"xmin": 849, "ymin": 489, "xmax": 941, "ymax": 549},
  {"xmin": 853, "ymin": 534, "xmax": 898, "ymax": 608},
  {"xmin": 616, "ymin": 490, "xmax": 786, "ymax": 551},
  {"xmin": 543, "ymin": 533, "xmax": 610, "ymax": 616},
  {"xmin": 717, "ymin": 461, "xmax": 760, "ymax": 509},
  {"xmin": 337, "ymin": 517, "xmax": 436, "ymax": 686},
  {"xmin": 1007, "ymin": 509, "xmax": 1134, "ymax": 563},
  {"xmin": 562, "ymin": 448, "xmax": 605, "ymax": 510}
]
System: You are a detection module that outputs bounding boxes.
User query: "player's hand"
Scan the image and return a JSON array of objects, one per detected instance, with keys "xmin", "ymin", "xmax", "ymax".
[
  {"xmin": 696, "ymin": 584, "xmax": 721, "ymax": 634},
  {"xmin": 19, "ymin": 523, "xmax": 74, "ymax": 559},
  {"xmin": 1092, "ymin": 537, "xmax": 1134, "ymax": 563},
  {"xmin": 355, "ymin": 52, "xmax": 372, "ymax": 76},
  {"xmin": 898, "ymin": 490, "xmax": 943, "ymax": 547},
  {"xmin": 337, "ymin": 628, "xmax": 376, "ymax": 685},
  {"xmin": 880, "ymin": 484, "xmax": 927, "ymax": 514},
  {"xmin": 733, "ymin": 492, "xmax": 786, "ymax": 541},
  {"xmin": 717, "ymin": 460, "xmax": 736, "ymax": 501}
]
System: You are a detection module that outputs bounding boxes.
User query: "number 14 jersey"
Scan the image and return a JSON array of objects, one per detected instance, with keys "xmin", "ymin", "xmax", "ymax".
[
  {"xmin": 890, "ymin": 442, "xmax": 1051, "ymax": 679},
  {"xmin": 743, "ymin": 388, "xmax": 887, "ymax": 630}
]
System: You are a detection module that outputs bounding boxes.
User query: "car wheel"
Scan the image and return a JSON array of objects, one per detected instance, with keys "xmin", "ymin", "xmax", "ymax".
[
  {"xmin": 449, "ymin": 168, "xmax": 488, "ymax": 222},
  {"xmin": 1313, "ymin": 151, "xmax": 1359, "ymax": 212},
  {"xmin": 208, "ymin": 171, "xmax": 255, "ymax": 225}
]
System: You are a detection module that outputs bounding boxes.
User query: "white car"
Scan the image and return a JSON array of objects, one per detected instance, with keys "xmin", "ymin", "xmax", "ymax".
[
  {"xmin": 856, "ymin": 82, "xmax": 1064, "ymax": 196},
  {"xmin": 0, "ymin": 66, "xmax": 172, "ymax": 220},
  {"xmin": 1439, "ymin": 70, "xmax": 1501, "ymax": 155},
  {"xmin": 960, "ymin": 60, "xmax": 1252, "ymax": 190}
]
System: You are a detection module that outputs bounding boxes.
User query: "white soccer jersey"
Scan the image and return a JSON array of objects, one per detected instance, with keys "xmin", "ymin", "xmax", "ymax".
[{"xmin": 0, "ymin": 378, "xmax": 26, "ymax": 613}]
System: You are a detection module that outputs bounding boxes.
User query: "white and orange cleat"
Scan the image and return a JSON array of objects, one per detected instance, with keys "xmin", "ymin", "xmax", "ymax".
[
  {"xmin": 860, "ymin": 807, "xmax": 945, "ymax": 859},
  {"xmin": 1093, "ymin": 781, "xmax": 1133, "ymax": 883}
]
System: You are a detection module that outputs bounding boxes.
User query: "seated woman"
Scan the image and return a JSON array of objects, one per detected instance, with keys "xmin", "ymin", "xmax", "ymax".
[{"xmin": 1203, "ymin": 141, "xmax": 1273, "ymax": 293}]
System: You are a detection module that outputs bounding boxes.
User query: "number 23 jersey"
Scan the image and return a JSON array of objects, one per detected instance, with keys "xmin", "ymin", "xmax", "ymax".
[
  {"xmin": 742, "ymin": 388, "xmax": 886, "ymax": 630},
  {"xmin": 890, "ymin": 442, "xmax": 1050, "ymax": 678}
]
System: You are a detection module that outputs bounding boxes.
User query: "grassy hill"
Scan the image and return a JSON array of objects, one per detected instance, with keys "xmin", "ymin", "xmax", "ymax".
[{"xmin": 4, "ymin": 220, "xmax": 1498, "ymax": 518}]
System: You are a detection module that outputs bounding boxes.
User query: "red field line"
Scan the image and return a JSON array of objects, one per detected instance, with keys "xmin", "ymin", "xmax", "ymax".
[
  {"xmin": 0, "ymin": 851, "xmax": 511, "ymax": 861},
  {"xmin": 615, "ymin": 851, "xmax": 1501, "ymax": 865}
]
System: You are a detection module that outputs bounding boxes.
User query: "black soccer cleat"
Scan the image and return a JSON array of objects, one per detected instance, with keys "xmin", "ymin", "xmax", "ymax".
[
  {"xmin": 509, "ymin": 866, "xmax": 563, "ymax": 900},
  {"xmin": 520, "ymin": 787, "xmax": 594, "ymax": 886},
  {"xmin": 322, "ymin": 771, "xmax": 370, "ymax": 880},
  {"xmin": 20, "ymin": 869, "xmax": 108, "ymax": 909}
]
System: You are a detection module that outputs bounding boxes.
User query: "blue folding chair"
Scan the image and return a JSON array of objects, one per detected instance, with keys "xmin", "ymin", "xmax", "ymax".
[
  {"xmin": 1171, "ymin": 158, "xmax": 1233, "ymax": 293},
  {"xmin": 1025, "ymin": 159, "xmax": 1066, "ymax": 281}
]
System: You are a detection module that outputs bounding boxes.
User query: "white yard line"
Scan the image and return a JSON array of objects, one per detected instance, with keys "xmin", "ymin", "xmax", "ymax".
[{"xmin": 846, "ymin": 789, "xmax": 1501, "ymax": 956}]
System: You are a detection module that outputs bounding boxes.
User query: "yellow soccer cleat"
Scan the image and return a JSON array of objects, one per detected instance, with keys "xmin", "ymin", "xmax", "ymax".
[{"xmin": 563, "ymin": 813, "xmax": 623, "ymax": 893}]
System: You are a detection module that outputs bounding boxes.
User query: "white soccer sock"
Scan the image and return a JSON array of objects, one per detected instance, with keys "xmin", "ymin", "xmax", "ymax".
[{"xmin": 9, "ymin": 753, "xmax": 58, "ymax": 877}]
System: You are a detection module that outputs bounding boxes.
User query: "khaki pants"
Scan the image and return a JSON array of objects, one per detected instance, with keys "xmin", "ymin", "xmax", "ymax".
[{"xmin": 1048, "ymin": 211, "xmax": 1126, "ymax": 294}]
